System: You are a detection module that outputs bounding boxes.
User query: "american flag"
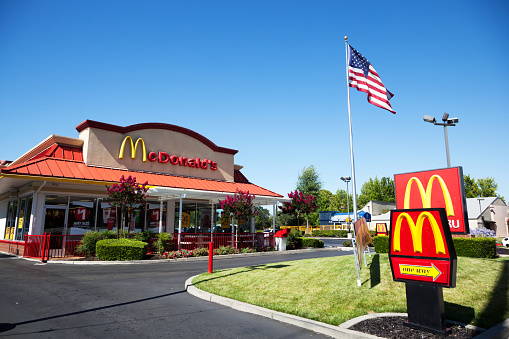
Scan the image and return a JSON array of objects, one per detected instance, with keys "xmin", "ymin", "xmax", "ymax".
[{"xmin": 348, "ymin": 45, "xmax": 395, "ymax": 114}]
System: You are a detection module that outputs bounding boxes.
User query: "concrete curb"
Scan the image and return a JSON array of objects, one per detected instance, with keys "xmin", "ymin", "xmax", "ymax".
[
  {"xmin": 473, "ymin": 318, "xmax": 509, "ymax": 339},
  {"xmin": 185, "ymin": 275, "xmax": 380, "ymax": 339},
  {"xmin": 186, "ymin": 275, "xmax": 509, "ymax": 338}
]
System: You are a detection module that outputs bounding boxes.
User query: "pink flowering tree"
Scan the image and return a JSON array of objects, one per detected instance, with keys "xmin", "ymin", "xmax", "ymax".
[
  {"xmin": 106, "ymin": 175, "xmax": 148, "ymax": 236},
  {"xmin": 219, "ymin": 190, "xmax": 257, "ymax": 246},
  {"xmin": 279, "ymin": 190, "xmax": 317, "ymax": 233}
]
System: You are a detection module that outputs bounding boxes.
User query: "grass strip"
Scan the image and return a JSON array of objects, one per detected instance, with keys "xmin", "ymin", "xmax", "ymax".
[{"xmin": 193, "ymin": 254, "xmax": 509, "ymax": 329}]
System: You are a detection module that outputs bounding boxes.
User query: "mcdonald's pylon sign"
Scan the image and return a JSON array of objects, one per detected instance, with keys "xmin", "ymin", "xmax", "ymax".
[
  {"xmin": 389, "ymin": 208, "xmax": 457, "ymax": 287},
  {"xmin": 394, "ymin": 167, "xmax": 469, "ymax": 235}
]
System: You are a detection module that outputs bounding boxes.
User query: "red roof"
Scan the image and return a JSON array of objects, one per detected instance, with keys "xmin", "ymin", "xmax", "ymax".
[{"xmin": 1, "ymin": 157, "xmax": 282, "ymax": 198}]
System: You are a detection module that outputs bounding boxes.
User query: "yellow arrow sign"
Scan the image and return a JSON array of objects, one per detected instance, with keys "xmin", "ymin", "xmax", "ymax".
[{"xmin": 399, "ymin": 263, "xmax": 442, "ymax": 281}]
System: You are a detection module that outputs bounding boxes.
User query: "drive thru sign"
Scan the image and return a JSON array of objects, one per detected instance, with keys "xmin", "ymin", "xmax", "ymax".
[{"xmin": 389, "ymin": 208, "xmax": 457, "ymax": 288}]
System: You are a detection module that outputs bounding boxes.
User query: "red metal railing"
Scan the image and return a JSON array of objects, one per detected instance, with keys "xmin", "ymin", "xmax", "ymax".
[
  {"xmin": 23, "ymin": 232, "xmax": 274, "ymax": 261},
  {"xmin": 24, "ymin": 234, "xmax": 84, "ymax": 261},
  {"xmin": 173, "ymin": 232, "xmax": 274, "ymax": 251}
]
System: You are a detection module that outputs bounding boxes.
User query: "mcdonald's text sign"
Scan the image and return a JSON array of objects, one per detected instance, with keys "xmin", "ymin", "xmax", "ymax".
[
  {"xmin": 389, "ymin": 208, "xmax": 457, "ymax": 287},
  {"xmin": 394, "ymin": 167, "xmax": 469, "ymax": 234}
]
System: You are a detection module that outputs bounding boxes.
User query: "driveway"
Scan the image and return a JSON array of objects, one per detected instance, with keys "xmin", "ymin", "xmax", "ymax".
[{"xmin": 0, "ymin": 250, "xmax": 350, "ymax": 339}]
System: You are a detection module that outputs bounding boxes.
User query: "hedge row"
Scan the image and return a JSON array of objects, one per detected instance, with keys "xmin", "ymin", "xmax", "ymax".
[
  {"xmin": 96, "ymin": 239, "xmax": 148, "ymax": 261},
  {"xmin": 311, "ymin": 230, "xmax": 377, "ymax": 238},
  {"xmin": 312, "ymin": 230, "xmax": 349, "ymax": 237},
  {"xmin": 301, "ymin": 238, "xmax": 325, "ymax": 248},
  {"xmin": 372, "ymin": 235, "xmax": 497, "ymax": 258}
]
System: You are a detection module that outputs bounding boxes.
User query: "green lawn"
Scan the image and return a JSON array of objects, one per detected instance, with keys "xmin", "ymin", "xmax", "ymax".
[{"xmin": 192, "ymin": 254, "xmax": 509, "ymax": 329}]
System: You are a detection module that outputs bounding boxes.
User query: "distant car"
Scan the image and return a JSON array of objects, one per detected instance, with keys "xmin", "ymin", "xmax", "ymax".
[
  {"xmin": 502, "ymin": 237, "xmax": 509, "ymax": 247},
  {"xmin": 263, "ymin": 229, "xmax": 274, "ymax": 233}
]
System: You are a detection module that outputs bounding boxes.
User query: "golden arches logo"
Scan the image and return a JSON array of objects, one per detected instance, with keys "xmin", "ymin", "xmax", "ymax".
[
  {"xmin": 393, "ymin": 212, "xmax": 445, "ymax": 255},
  {"xmin": 119, "ymin": 136, "xmax": 147, "ymax": 162},
  {"xmin": 404, "ymin": 175, "xmax": 454, "ymax": 217}
]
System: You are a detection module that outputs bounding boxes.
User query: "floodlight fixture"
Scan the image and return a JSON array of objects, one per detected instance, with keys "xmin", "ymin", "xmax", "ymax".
[
  {"xmin": 423, "ymin": 112, "xmax": 460, "ymax": 168},
  {"xmin": 423, "ymin": 115, "xmax": 436, "ymax": 123},
  {"xmin": 340, "ymin": 176, "xmax": 351, "ymax": 230}
]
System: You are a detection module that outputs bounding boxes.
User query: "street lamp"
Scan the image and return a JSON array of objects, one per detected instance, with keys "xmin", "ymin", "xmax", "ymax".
[
  {"xmin": 423, "ymin": 113, "xmax": 459, "ymax": 168},
  {"xmin": 340, "ymin": 176, "xmax": 351, "ymax": 231}
]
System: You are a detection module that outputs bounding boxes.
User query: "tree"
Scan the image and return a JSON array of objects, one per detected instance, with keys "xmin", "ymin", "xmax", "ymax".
[
  {"xmin": 295, "ymin": 165, "xmax": 322, "ymax": 230},
  {"xmin": 477, "ymin": 177, "xmax": 499, "ymax": 197},
  {"xmin": 463, "ymin": 174, "xmax": 480, "ymax": 198},
  {"xmin": 254, "ymin": 206, "xmax": 271, "ymax": 230},
  {"xmin": 464, "ymin": 175, "xmax": 503, "ymax": 200},
  {"xmin": 357, "ymin": 176, "xmax": 395, "ymax": 208},
  {"xmin": 106, "ymin": 175, "xmax": 148, "ymax": 237},
  {"xmin": 331, "ymin": 189, "xmax": 354, "ymax": 213},
  {"xmin": 296, "ymin": 165, "xmax": 322, "ymax": 198},
  {"xmin": 279, "ymin": 190, "xmax": 317, "ymax": 233},
  {"xmin": 316, "ymin": 189, "xmax": 333, "ymax": 211},
  {"xmin": 219, "ymin": 190, "xmax": 257, "ymax": 222}
]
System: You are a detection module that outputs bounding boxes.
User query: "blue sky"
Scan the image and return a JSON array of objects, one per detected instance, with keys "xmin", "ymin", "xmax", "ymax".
[{"xmin": 1, "ymin": 1, "xmax": 508, "ymax": 203}]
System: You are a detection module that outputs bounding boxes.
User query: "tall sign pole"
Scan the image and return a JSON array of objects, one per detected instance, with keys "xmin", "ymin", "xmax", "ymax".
[{"xmin": 345, "ymin": 36, "xmax": 361, "ymax": 286}]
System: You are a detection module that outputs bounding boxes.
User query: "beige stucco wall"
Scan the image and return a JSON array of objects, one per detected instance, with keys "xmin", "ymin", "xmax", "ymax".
[
  {"xmin": 489, "ymin": 204, "xmax": 509, "ymax": 237},
  {"xmin": 79, "ymin": 127, "xmax": 235, "ymax": 182}
]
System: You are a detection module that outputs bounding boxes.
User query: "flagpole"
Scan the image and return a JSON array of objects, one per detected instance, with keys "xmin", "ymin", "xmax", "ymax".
[{"xmin": 345, "ymin": 36, "xmax": 362, "ymax": 287}]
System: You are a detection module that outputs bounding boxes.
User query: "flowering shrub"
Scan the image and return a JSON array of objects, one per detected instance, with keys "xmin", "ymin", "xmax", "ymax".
[
  {"xmin": 162, "ymin": 249, "xmax": 193, "ymax": 259},
  {"xmin": 240, "ymin": 247, "xmax": 257, "ymax": 253},
  {"xmin": 106, "ymin": 175, "xmax": 148, "ymax": 234},
  {"xmin": 470, "ymin": 227, "xmax": 496, "ymax": 238},
  {"xmin": 220, "ymin": 190, "xmax": 257, "ymax": 222},
  {"xmin": 279, "ymin": 190, "xmax": 317, "ymax": 226},
  {"xmin": 215, "ymin": 245, "xmax": 240, "ymax": 255}
]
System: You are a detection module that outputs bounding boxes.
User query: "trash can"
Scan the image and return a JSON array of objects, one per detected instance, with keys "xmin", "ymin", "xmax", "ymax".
[
  {"xmin": 274, "ymin": 228, "xmax": 291, "ymax": 251},
  {"xmin": 275, "ymin": 237, "xmax": 287, "ymax": 251}
]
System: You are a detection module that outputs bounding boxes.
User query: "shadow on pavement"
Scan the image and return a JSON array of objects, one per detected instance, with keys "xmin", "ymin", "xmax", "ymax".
[{"xmin": 0, "ymin": 290, "xmax": 186, "ymax": 333}]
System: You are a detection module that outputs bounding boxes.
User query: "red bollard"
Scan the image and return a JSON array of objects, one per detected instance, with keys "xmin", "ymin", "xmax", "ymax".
[{"xmin": 208, "ymin": 241, "xmax": 213, "ymax": 274}]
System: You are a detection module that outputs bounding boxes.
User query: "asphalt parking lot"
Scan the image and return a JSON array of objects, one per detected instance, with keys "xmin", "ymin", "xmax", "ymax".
[{"xmin": 0, "ymin": 250, "xmax": 350, "ymax": 339}]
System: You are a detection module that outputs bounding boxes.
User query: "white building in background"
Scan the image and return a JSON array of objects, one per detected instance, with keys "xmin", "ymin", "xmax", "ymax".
[{"xmin": 363, "ymin": 197, "xmax": 508, "ymax": 237}]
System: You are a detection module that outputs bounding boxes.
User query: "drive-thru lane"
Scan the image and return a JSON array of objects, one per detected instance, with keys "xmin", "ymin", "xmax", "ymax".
[{"xmin": 0, "ymin": 250, "xmax": 351, "ymax": 339}]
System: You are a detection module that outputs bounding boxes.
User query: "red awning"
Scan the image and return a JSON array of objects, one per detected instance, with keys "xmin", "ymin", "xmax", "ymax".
[{"xmin": 1, "ymin": 157, "xmax": 282, "ymax": 198}]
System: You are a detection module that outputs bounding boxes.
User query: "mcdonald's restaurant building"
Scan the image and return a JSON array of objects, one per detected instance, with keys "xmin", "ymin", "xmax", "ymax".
[{"xmin": 0, "ymin": 120, "xmax": 286, "ymax": 255}]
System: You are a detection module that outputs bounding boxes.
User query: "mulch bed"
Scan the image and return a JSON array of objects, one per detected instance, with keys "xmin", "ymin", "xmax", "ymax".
[{"xmin": 349, "ymin": 316, "xmax": 483, "ymax": 338}]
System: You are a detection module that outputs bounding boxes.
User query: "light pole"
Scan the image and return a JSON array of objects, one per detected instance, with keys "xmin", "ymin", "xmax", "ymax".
[
  {"xmin": 423, "ymin": 113, "xmax": 459, "ymax": 168},
  {"xmin": 340, "ymin": 176, "xmax": 351, "ymax": 232}
]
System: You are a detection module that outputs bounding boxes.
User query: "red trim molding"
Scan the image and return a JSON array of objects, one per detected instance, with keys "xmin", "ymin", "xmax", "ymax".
[{"xmin": 76, "ymin": 120, "xmax": 238, "ymax": 155}]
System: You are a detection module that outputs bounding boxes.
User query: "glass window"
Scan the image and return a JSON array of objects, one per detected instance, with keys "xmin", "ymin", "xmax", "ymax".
[
  {"xmin": 4, "ymin": 197, "xmax": 33, "ymax": 241},
  {"xmin": 45, "ymin": 195, "xmax": 69, "ymax": 206},
  {"xmin": 15, "ymin": 196, "xmax": 32, "ymax": 241},
  {"xmin": 67, "ymin": 196, "xmax": 96, "ymax": 235},
  {"xmin": 147, "ymin": 202, "xmax": 166, "ymax": 233},
  {"xmin": 174, "ymin": 203, "xmax": 217, "ymax": 233},
  {"xmin": 4, "ymin": 201, "xmax": 18, "ymax": 240}
]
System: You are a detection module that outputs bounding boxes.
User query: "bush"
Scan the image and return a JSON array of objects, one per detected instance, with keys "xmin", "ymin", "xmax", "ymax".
[
  {"xmin": 469, "ymin": 227, "xmax": 496, "ymax": 238},
  {"xmin": 301, "ymin": 238, "xmax": 325, "ymax": 248},
  {"xmin": 342, "ymin": 240, "xmax": 352, "ymax": 247},
  {"xmin": 453, "ymin": 237, "xmax": 497, "ymax": 258},
  {"xmin": 96, "ymin": 239, "xmax": 148, "ymax": 261},
  {"xmin": 77, "ymin": 230, "xmax": 116, "ymax": 257},
  {"xmin": 312, "ymin": 230, "xmax": 349, "ymax": 237},
  {"xmin": 156, "ymin": 232, "xmax": 173, "ymax": 254},
  {"xmin": 240, "ymin": 247, "xmax": 257, "ymax": 253},
  {"xmin": 373, "ymin": 235, "xmax": 390, "ymax": 253},
  {"xmin": 215, "ymin": 246, "xmax": 239, "ymax": 255},
  {"xmin": 287, "ymin": 229, "xmax": 303, "ymax": 249},
  {"xmin": 133, "ymin": 230, "xmax": 152, "ymax": 243},
  {"xmin": 162, "ymin": 249, "xmax": 192, "ymax": 259}
]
